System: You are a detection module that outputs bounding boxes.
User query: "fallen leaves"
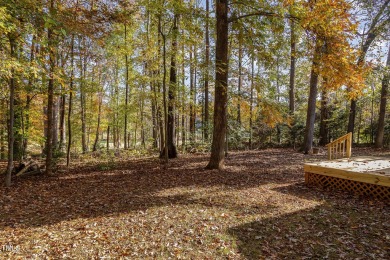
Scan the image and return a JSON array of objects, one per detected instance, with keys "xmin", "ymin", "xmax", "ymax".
[{"xmin": 0, "ymin": 148, "xmax": 388, "ymax": 258}]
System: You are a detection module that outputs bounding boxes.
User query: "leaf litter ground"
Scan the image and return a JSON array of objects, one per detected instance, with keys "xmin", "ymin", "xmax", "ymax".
[{"xmin": 0, "ymin": 148, "xmax": 389, "ymax": 259}]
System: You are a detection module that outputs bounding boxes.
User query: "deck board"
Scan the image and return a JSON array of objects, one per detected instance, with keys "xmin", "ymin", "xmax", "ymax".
[{"xmin": 304, "ymin": 156, "xmax": 390, "ymax": 188}]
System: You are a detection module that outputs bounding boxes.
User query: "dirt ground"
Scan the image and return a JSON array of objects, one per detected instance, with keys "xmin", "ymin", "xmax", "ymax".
[{"xmin": 0, "ymin": 148, "xmax": 389, "ymax": 259}]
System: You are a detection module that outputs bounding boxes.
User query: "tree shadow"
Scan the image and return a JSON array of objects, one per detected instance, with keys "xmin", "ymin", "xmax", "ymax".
[
  {"xmin": 0, "ymin": 151, "xmax": 302, "ymax": 230},
  {"xmin": 228, "ymin": 202, "xmax": 389, "ymax": 259}
]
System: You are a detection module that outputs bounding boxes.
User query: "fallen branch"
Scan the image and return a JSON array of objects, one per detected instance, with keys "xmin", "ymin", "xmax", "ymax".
[{"xmin": 15, "ymin": 161, "xmax": 34, "ymax": 176}]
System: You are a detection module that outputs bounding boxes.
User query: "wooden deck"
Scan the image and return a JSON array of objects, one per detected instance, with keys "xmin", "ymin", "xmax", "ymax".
[{"xmin": 304, "ymin": 157, "xmax": 390, "ymax": 200}]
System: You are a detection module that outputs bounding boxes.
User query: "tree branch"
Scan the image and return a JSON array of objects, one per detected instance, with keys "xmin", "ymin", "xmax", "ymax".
[{"xmin": 228, "ymin": 11, "xmax": 300, "ymax": 24}]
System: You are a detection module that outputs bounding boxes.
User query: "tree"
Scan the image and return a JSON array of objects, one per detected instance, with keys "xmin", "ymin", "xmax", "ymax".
[
  {"xmin": 347, "ymin": 0, "xmax": 390, "ymax": 137},
  {"xmin": 207, "ymin": 0, "xmax": 228, "ymax": 169},
  {"xmin": 124, "ymin": 23, "xmax": 130, "ymax": 150},
  {"xmin": 165, "ymin": 13, "xmax": 178, "ymax": 158},
  {"xmin": 303, "ymin": 40, "xmax": 322, "ymax": 154},
  {"xmin": 45, "ymin": 0, "xmax": 56, "ymax": 175},
  {"xmin": 66, "ymin": 35, "xmax": 74, "ymax": 167},
  {"xmin": 5, "ymin": 34, "xmax": 17, "ymax": 186},
  {"xmin": 301, "ymin": 0, "xmax": 365, "ymax": 153},
  {"xmin": 375, "ymin": 43, "xmax": 390, "ymax": 148},
  {"xmin": 203, "ymin": 0, "xmax": 210, "ymax": 140}
]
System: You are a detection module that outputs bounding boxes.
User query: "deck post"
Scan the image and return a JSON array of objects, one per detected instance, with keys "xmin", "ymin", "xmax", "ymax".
[
  {"xmin": 346, "ymin": 132, "xmax": 352, "ymax": 158},
  {"xmin": 326, "ymin": 132, "xmax": 352, "ymax": 160}
]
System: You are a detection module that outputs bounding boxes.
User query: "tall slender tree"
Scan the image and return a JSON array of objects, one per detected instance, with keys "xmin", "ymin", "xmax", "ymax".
[
  {"xmin": 45, "ymin": 0, "xmax": 56, "ymax": 175},
  {"xmin": 375, "ymin": 44, "xmax": 390, "ymax": 148},
  {"xmin": 347, "ymin": 0, "xmax": 390, "ymax": 136},
  {"xmin": 207, "ymin": 0, "xmax": 228, "ymax": 169},
  {"xmin": 204, "ymin": 0, "xmax": 210, "ymax": 141}
]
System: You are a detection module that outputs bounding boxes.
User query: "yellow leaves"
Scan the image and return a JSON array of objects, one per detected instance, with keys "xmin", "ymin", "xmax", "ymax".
[
  {"xmin": 319, "ymin": 37, "xmax": 370, "ymax": 96},
  {"xmin": 259, "ymin": 100, "xmax": 286, "ymax": 128},
  {"xmin": 300, "ymin": 0, "xmax": 355, "ymax": 39},
  {"xmin": 294, "ymin": 0, "xmax": 367, "ymax": 96}
]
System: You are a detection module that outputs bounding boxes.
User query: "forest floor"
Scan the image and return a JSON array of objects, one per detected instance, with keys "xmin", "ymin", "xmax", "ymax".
[{"xmin": 0, "ymin": 147, "xmax": 389, "ymax": 259}]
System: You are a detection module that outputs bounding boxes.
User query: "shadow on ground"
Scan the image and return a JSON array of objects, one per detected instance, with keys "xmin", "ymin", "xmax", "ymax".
[
  {"xmin": 0, "ymin": 149, "xmax": 304, "ymax": 229},
  {"xmin": 228, "ymin": 194, "xmax": 389, "ymax": 259}
]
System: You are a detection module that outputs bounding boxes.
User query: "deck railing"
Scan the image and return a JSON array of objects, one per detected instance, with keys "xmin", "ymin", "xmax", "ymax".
[{"xmin": 326, "ymin": 132, "xmax": 352, "ymax": 160}]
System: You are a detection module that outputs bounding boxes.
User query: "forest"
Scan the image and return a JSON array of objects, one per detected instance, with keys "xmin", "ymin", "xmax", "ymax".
[{"xmin": 0, "ymin": 0, "xmax": 389, "ymax": 258}]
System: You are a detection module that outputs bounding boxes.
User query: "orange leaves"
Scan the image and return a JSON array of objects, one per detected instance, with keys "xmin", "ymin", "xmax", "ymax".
[
  {"xmin": 295, "ymin": 0, "xmax": 367, "ymax": 95},
  {"xmin": 320, "ymin": 42, "xmax": 369, "ymax": 94},
  {"xmin": 301, "ymin": 0, "xmax": 356, "ymax": 39},
  {"xmin": 259, "ymin": 100, "xmax": 286, "ymax": 128}
]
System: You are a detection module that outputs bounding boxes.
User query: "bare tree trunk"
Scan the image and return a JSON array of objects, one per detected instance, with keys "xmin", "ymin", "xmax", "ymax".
[
  {"xmin": 204, "ymin": 0, "xmax": 210, "ymax": 140},
  {"xmin": 5, "ymin": 36, "xmax": 17, "ymax": 186},
  {"xmin": 370, "ymin": 83, "xmax": 375, "ymax": 144},
  {"xmin": 193, "ymin": 46, "xmax": 197, "ymax": 142},
  {"xmin": 124, "ymin": 23, "xmax": 130, "ymax": 150},
  {"xmin": 319, "ymin": 88, "xmax": 329, "ymax": 146},
  {"xmin": 303, "ymin": 40, "xmax": 322, "ymax": 154},
  {"xmin": 249, "ymin": 56, "xmax": 254, "ymax": 149},
  {"xmin": 140, "ymin": 85, "xmax": 146, "ymax": 148},
  {"xmin": 375, "ymin": 44, "xmax": 390, "ymax": 148},
  {"xmin": 151, "ymin": 81, "xmax": 158, "ymax": 148},
  {"xmin": 45, "ymin": 0, "xmax": 56, "ymax": 175},
  {"xmin": 289, "ymin": 19, "xmax": 296, "ymax": 147},
  {"xmin": 59, "ymin": 94, "xmax": 66, "ymax": 151},
  {"xmin": 80, "ymin": 38, "xmax": 88, "ymax": 154},
  {"xmin": 106, "ymin": 126, "xmax": 110, "ymax": 151},
  {"xmin": 52, "ymin": 97, "xmax": 59, "ymax": 149},
  {"xmin": 189, "ymin": 46, "xmax": 195, "ymax": 143},
  {"xmin": 276, "ymin": 56, "xmax": 281, "ymax": 144},
  {"xmin": 181, "ymin": 56, "xmax": 186, "ymax": 148},
  {"xmin": 158, "ymin": 17, "xmax": 169, "ymax": 164},
  {"xmin": 289, "ymin": 19, "xmax": 296, "ymax": 114},
  {"xmin": 93, "ymin": 82, "xmax": 103, "ymax": 151},
  {"xmin": 66, "ymin": 35, "xmax": 74, "ymax": 167},
  {"xmin": 207, "ymin": 0, "xmax": 228, "ymax": 169},
  {"xmin": 115, "ymin": 63, "xmax": 120, "ymax": 149},
  {"xmin": 23, "ymin": 36, "xmax": 36, "ymax": 157},
  {"xmin": 163, "ymin": 14, "xmax": 178, "ymax": 158},
  {"xmin": 237, "ymin": 28, "xmax": 242, "ymax": 125},
  {"xmin": 0, "ymin": 98, "xmax": 5, "ymax": 159}
]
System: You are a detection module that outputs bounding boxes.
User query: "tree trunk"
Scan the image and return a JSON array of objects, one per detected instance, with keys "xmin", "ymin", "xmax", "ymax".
[
  {"xmin": 151, "ymin": 81, "xmax": 158, "ymax": 148},
  {"xmin": 375, "ymin": 44, "xmax": 390, "ymax": 148},
  {"xmin": 5, "ymin": 36, "xmax": 17, "ymax": 186},
  {"xmin": 93, "ymin": 84, "xmax": 103, "ymax": 152},
  {"xmin": 204, "ymin": 0, "xmax": 210, "ymax": 140},
  {"xmin": 319, "ymin": 88, "xmax": 329, "ymax": 146},
  {"xmin": 249, "ymin": 57, "xmax": 254, "ymax": 149},
  {"xmin": 189, "ymin": 46, "xmax": 195, "ymax": 143},
  {"xmin": 347, "ymin": 0, "xmax": 388, "ymax": 135},
  {"xmin": 59, "ymin": 94, "xmax": 66, "ymax": 151},
  {"xmin": 124, "ymin": 23, "xmax": 130, "ymax": 150},
  {"xmin": 80, "ymin": 47, "xmax": 88, "ymax": 154},
  {"xmin": 66, "ymin": 35, "xmax": 74, "ymax": 167},
  {"xmin": 237, "ymin": 28, "xmax": 242, "ymax": 125},
  {"xmin": 158, "ymin": 17, "xmax": 169, "ymax": 164},
  {"xmin": 207, "ymin": 0, "xmax": 228, "ymax": 169},
  {"xmin": 23, "ymin": 36, "xmax": 36, "ymax": 156},
  {"xmin": 13, "ymin": 93, "xmax": 22, "ymax": 161},
  {"xmin": 45, "ymin": 0, "xmax": 55, "ymax": 175},
  {"xmin": 289, "ymin": 19, "xmax": 296, "ymax": 114},
  {"xmin": 303, "ymin": 40, "xmax": 322, "ymax": 154},
  {"xmin": 52, "ymin": 97, "xmax": 59, "ymax": 150},
  {"xmin": 114, "ymin": 64, "xmax": 120, "ymax": 149},
  {"xmin": 163, "ymin": 14, "xmax": 178, "ymax": 158},
  {"xmin": 140, "ymin": 84, "xmax": 146, "ymax": 148},
  {"xmin": 276, "ymin": 56, "xmax": 281, "ymax": 144},
  {"xmin": 0, "ymin": 98, "xmax": 5, "ymax": 159},
  {"xmin": 106, "ymin": 126, "xmax": 110, "ymax": 151}
]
